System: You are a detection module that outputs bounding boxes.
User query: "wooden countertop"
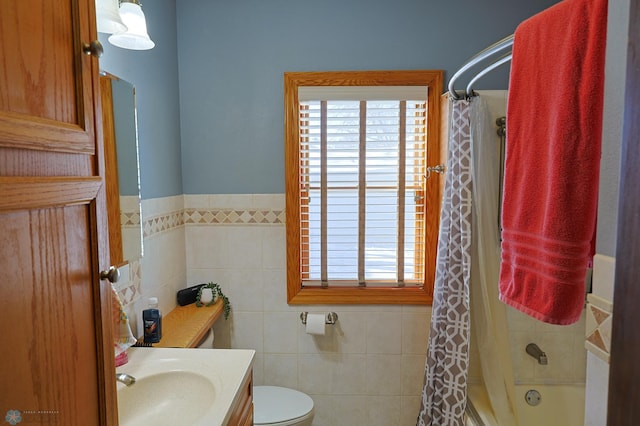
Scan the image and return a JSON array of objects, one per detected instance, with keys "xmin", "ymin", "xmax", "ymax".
[{"xmin": 152, "ymin": 300, "xmax": 224, "ymax": 348}]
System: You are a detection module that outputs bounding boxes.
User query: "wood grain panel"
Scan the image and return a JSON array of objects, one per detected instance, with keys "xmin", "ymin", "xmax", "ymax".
[
  {"xmin": 153, "ymin": 301, "xmax": 224, "ymax": 348},
  {"xmin": 0, "ymin": 176, "xmax": 101, "ymax": 212},
  {"xmin": 0, "ymin": 1, "xmax": 76, "ymax": 122},
  {"xmin": 0, "ymin": 0, "xmax": 117, "ymax": 423},
  {"xmin": 0, "ymin": 113, "xmax": 95, "ymax": 153},
  {"xmin": 0, "ymin": 0, "xmax": 95, "ymax": 153},
  {"xmin": 0, "ymin": 205, "xmax": 100, "ymax": 424},
  {"xmin": 100, "ymin": 76, "xmax": 124, "ymax": 266},
  {"xmin": 0, "ymin": 147, "xmax": 93, "ymax": 177}
]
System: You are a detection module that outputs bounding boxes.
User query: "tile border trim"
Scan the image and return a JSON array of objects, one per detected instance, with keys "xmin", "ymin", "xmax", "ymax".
[{"xmin": 141, "ymin": 208, "xmax": 285, "ymax": 238}]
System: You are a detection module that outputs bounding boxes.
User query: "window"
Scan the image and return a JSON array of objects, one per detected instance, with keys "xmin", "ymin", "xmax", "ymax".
[{"xmin": 285, "ymin": 70, "xmax": 443, "ymax": 305}]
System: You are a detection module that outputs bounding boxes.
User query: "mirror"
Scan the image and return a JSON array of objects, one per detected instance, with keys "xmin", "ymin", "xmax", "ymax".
[{"xmin": 100, "ymin": 73, "xmax": 143, "ymax": 265}]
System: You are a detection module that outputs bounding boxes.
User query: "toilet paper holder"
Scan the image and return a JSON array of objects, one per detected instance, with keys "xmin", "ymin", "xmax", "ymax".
[{"xmin": 300, "ymin": 312, "xmax": 338, "ymax": 325}]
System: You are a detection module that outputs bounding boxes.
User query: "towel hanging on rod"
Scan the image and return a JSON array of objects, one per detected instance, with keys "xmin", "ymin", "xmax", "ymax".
[{"xmin": 448, "ymin": 34, "xmax": 514, "ymax": 99}]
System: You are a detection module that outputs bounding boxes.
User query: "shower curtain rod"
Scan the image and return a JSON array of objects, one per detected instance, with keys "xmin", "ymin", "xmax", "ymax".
[{"xmin": 448, "ymin": 34, "xmax": 514, "ymax": 100}]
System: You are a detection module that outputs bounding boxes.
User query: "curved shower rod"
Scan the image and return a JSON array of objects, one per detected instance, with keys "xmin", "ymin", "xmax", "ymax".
[
  {"xmin": 466, "ymin": 53, "xmax": 513, "ymax": 97},
  {"xmin": 448, "ymin": 34, "xmax": 514, "ymax": 100}
]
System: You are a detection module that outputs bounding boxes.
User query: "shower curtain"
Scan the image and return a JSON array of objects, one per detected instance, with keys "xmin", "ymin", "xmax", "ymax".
[
  {"xmin": 469, "ymin": 95, "xmax": 518, "ymax": 425},
  {"xmin": 417, "ymin": 97, "xmax": 472, "ymax": 426},
  {"xmin": 418, "ymin": 94, "xmax": 518, "ymax": 425}
]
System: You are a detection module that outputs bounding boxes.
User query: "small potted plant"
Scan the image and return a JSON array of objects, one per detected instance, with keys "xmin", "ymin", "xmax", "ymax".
[{"xmin": 195, "ymin": 282, "xmax": 231, "ymax": 320}]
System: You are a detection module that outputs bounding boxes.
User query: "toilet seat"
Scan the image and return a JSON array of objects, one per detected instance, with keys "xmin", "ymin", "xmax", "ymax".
[{"xmin": 253, "ymin": 386, "xmax": 314, "ymax": 425}]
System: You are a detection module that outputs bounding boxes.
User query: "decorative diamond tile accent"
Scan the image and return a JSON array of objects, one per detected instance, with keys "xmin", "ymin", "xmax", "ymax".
[
  {"xmin": 240, "ymin": 211, "xmax": 253, "ymax": 223},
  {"xmin": 587, "ymin": 329, "xmax": 606, "ymax": 351},
  {"xmin": 591, "ymin": 305, "xmax": 609, "ymax": 325},
  {"xmin": 142, "ymin": 211, "xmax": 185, "ymax": 237},
  {"xmin": 142, "ymin": 207, "xmax": 286, "ymax": 238},
  {"xmin": 116, "ymin": 259, "xmax": 142, "ymax": 308},
  {"xmin": 121, "ymin": 211, "xmax": 141, "ymax": 227},
  {"xmin": 585, "ymin": 294, "xmax": 613, "ymax": 363},
  {"xmin": 227, "ymin": 211, "xmax": 240, "ymax": 223}
]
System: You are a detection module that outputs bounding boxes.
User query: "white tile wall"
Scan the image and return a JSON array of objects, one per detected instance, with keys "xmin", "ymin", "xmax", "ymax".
[
  {"xmin": 119, "ymin": 196, "xmax": 187, "ymax": 336},
  {"xmin": 584, "ymin": 352, "xmax": 609, "ymax": 426},
  {"xmin": 506, "ymin": 305, "xmax": 587, "ymax": 384},
  {"xmin": 184, "ymin": 194, "xmax": 432, "ymax": 426},
  {"xmin": 591, "ymin": 254, "xmax": 615, "ymax": 303},
  {"xmin": 125, "ymin": 190, "xmax": 589, "ymax": 425}
]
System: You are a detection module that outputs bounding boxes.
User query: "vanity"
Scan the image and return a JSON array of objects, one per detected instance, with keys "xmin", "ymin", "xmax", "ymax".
[
  {"xmin": 119, "ymin": 300, "xmax": 253, "ymax": 425},
  {"xmin": 116, "ymin": 347, "xmax": 254, "ymax": 426}
]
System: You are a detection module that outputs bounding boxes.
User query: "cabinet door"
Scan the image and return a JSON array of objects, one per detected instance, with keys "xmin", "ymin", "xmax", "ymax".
[
  {"xmin": 0, "ymin": 0, "xmax": 116, "ymax": 425},
  {"xmin": 228, "ymin": 370, "xmax": 253, "ymax": 426},
  {"xmin": 0, "ymin": 0, "xmax": 98, "ymax": 153}
]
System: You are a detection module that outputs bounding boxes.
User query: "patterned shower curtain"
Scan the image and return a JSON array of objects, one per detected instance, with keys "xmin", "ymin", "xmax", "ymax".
[{"xmin": 417, "ymin": 98, "xmax": 472, "ymax": 426}]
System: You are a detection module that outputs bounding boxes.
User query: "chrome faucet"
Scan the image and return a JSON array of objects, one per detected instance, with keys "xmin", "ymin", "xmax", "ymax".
[
  {"xmin": 116, "ymin": 373, "xmax": 136, "ymax": 386},
  {"xmin": 526, "ymin": 343, "xmax": 548, "ymax": 365}
]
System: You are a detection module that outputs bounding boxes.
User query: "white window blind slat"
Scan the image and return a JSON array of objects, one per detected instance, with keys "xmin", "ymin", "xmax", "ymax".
[
  {"xmin": 299, "ymin": 86, "xmax": 429, "ymax": 101},
  {"xmin": 358, "ymin": 101, "xmax": 367, "ymax": 286},
  {"xmin": 299, "ymin": 94, "xmax": 427, "ymax": 287},
  {"xmin": 320, "ymin": 100, "xmax": 328, "ymax": 287}
]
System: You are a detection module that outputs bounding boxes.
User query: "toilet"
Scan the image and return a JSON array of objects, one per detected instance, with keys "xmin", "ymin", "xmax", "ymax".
[
  {"xmin": 253, "ymin": 386, "xmax": 315, "ymax": 426},
  {"xmin": 196, "ymin": 332, "xmax": 314, "ymax": 424}
]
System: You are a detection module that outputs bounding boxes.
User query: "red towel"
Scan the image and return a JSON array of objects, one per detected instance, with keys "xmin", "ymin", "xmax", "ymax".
[{"xmin": 499, "ymin": 0, "xmax": 608, "ymax": 325}]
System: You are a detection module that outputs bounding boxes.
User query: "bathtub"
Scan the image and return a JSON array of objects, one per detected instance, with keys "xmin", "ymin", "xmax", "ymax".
[{"xmin": 466, "ymin": 383, "xmax": 585, "ymax": 426}]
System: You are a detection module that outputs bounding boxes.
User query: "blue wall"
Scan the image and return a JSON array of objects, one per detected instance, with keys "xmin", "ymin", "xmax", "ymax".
[
  {"xmin": 99, "ymin": 0, "xmax": 183, "ymax": 200},
  {"xmin": 99, "ymin": 0, "xmax": 560, "ymax": 198},
  {"xmin": 176, "ymin": 0, "xmax": 559, "ymax": 195}
]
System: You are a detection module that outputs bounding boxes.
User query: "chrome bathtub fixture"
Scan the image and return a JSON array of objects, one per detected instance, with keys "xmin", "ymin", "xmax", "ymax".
[
  {"xmin": 448, "ymin": 33, "xmax": 514, "ymax": 99},
  {"xmin": 116, "ymin": 373, "xmax": 136, "ymax": 386},
  {"xmin": 526, "ymin": 343, "xmax": 548, "ymax": 365},
  {"xmin": 525, "ymin": 389, "xmax": 542, "ymax": 406}
]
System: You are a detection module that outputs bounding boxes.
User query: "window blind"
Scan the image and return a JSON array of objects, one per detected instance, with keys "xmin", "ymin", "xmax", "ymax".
[{"xmin": 298, "ymin": 89, "xmax": 428, "ymax": 288}]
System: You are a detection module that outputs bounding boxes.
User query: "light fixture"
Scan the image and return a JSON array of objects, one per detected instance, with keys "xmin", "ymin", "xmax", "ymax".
[
  {"xmin": 95, "ymin": 0, "xmax": 127, "ymax": 34},
  {"xmin": 108, "ymin": 0, "xmax": 155, "ymax": 51}
]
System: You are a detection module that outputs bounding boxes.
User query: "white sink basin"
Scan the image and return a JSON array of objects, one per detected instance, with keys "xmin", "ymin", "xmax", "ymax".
[
  {"xmin": 116, "ymin": 347, "xmax": 254, "ymax": 426},
  {"xmin": 118, "ymin": 370, "xmax": 216, "ymax": 425}
]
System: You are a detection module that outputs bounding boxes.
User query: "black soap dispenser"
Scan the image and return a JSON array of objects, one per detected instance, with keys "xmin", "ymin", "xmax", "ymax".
[{"xmin": 143, "ymin": 297, "xmax": 162, "ymax": 344}]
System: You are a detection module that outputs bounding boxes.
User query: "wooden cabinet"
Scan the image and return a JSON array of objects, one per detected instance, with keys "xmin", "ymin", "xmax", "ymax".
[
  {"xmin": 227, "ymin": 368, "xmax": 253, "ymax": 426},
  {"xmin": 0, "ymin": 1, "xmax": 116, "ymax": 425}
]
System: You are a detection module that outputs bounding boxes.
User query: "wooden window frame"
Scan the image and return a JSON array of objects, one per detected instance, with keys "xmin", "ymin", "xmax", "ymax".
[{"xmin": 284, "ymin": 70, "xmax": 443, "ymax": 305}]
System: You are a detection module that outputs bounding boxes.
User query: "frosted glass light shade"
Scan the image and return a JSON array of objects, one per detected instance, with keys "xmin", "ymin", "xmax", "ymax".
[
  {"xmin": 108, "ymin": 2, "xmax": 155, "ymax": 50},
  {"xmin": 96, "ymin": 0, "xmax": 127, "ymax": 34}
]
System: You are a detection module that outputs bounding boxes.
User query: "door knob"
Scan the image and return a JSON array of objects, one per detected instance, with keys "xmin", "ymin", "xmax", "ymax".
[
  {"xmin": 83, "ymin": 40, "xmax": 104, "ymax": 58},
  {"xmin": 100, "ymin": 266, "xmax": 120, "ymax": 283}
]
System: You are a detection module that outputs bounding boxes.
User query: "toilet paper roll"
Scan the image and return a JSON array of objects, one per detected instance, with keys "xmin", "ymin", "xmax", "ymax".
[{"xmin": 305, "ymin": 313, "xmax": 326, "ymax": 336}]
